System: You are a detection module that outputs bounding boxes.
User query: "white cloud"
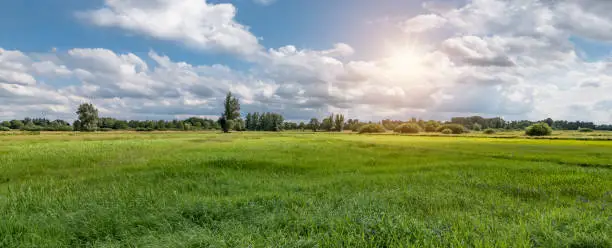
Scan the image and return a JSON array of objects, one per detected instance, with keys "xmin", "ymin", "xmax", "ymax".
[
  {"xmin": 3, "ymin": 0, "xmax": 612, "ymax": 123},
  {"xmin": 77, "ymin": 0, "xmax": 262, "ymax": 56},
  {"xmin": 402, "ymin": 14, "xmax": 447, "ymax": 33}
]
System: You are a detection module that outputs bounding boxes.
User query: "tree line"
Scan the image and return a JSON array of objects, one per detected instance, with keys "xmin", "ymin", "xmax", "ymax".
[{"xmin": 1, "ymin": 92, "xmax": 611, "ymax": 132}]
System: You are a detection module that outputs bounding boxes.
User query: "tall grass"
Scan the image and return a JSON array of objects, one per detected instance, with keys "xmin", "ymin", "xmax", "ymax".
[{"xmin": 0, "ymin": 132, "xmax": 610, "ymax": 247}]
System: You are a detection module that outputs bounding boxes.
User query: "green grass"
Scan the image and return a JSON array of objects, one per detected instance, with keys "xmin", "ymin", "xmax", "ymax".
[{"xmin": 0, "ymin": 132, "xmax": 610, "ymax": 247}]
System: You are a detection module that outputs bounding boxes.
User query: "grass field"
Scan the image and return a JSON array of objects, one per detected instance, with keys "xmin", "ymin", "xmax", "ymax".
[{"xmin": 0, "ymin": 132, "xmax": 610, "ymax": 247}]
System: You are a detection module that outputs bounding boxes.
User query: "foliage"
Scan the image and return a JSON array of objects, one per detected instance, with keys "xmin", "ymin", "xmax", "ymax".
[
  {"xmin": 441, "ymin": 128, "xmax": 453, "ymax": 134},
  {"xmin": 334, "ymin": 114, "xmax": 345, "ymax": 132},
  {"xmin": 437, "ymin": 124, "xmax": 466, "ymax": 134},
  {"xmin": 358, "ymin": 124, "xmax": 386, "ymax": 134},
  {"xmin": 472, "ymin": 123, "xmax": 482, "ymax": 131},
  {"xmin": 393, "ymin": 123, "xmax": 421, "ymax": 134},
  {"xmin": 10, "ymin": 120, "xmax": 24, "ymax": 130},
  {"xmin": 424, "ymin": 121, "xmax": 441, "ymax": 132},
  {"xmin": 233, "ymin": 119, "xmax": 245, "ymax": 131},
  {"xmin": 245, "ymin": 112, "xmax": 284, "ymax": 131},
  {"xmin": 321, "ymin": 115, "xmax": 334, "ymax": 132},
  {"xmin": 221, "ymin": 92, "xmax": 241, "ymax": 133},
  {"xmin": 223, "ymin": 92, "xmax": 241, "ymax": 120},
  {"xmin": 525, "ymin": 123, "xmax": 553, "ymax": 136},
  {"xmin": 0, "ymin": 126, "xmax": 10, "ymax": 131},
  {"xmin": 579, "ymin": 128, "xmax": 594, "ymax": 133},
  {"xmin": 218, "ymin": 117, "xmax": 229, "ymax": 133},
  {"xmin": 483, "ymin": 128, "xmax": 496, "ymax": 135},
  {"xmin": 308, "ymin": 118, "xmax": 320, "ymax": 132},
  {"xmin": 451, "ymin": 116, "xmax": 505, "ymax": 129},
  {"xmin": 77, "ymin": 103, "xmax": 99, "ymax": 132}
]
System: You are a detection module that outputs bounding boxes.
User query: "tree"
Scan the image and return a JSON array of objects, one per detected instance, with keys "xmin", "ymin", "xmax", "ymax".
[
  {"xmin": 309, "ymin": 118, "xmax": 320, "ymax": 132},
  {"xmin": 321, "ymin": 114, "xmax": 334, "ymax": 132},
  {"xmin": 73, "ymin": 120, "xmax": 81, "ymax": 131},
  {"xmin": 334, "ymin": 114, "xmax": 345, "ymax": 132},
  {"xmin": 298, "ymin": 122, "xmax": 305, "ymax": 131},
  {"xmin": 233, "ymin": 119, "xmax": 245, "ymax": 131},
  {"xmin": 394, "ymin": 123, "xmax": 421, "ymax": 134},
  {"xmin": 525, "ymin": 123, "xmax": 553, "ymax": 136},
  {"xmin": 10, "ymin": 120, "xmax": 24, "ymax": 130},
  {"xmin": 544, "ymin": 118, "xmax": 554, "ymax": 128},
  {"xmin": 424, "ymin": 120, "xmax": 440, "ymax": 132},
  {"xmin": 76, "ymin": 103, "xmax": 99, "ymax": 132},
  {"xmin": 220, "ymin": 92, "xmax": 241, "ymax": 133},
  {"xmin": 245, "ymin": 113, "xmax": 253, "ymax": 130}
]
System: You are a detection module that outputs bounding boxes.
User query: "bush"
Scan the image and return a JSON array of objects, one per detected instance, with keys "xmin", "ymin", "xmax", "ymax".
[
  {"xmin": 136, "ymin": 127, "xmax": 154, "ymax": 132},
  {"xmin": 579, "ymin": 128, "xmax": 594, "ymax": 133},
  {"xmin": 472, "ymin": 123, "xmax": 482, "ymax": 131},
  {"xmin": 0, "ymin": 126, "xmax": 10, "ymax": 131},
  {"xmin": 394, "ymin": 123, "xmax": 421, "ymax": 134},
  {"xmin": 483, "ymin": 128, "xmax": 496, "ymax": 135},
  {"xmin": 441, "ymin": 128, "xmax": 453, "ymax": 134},
  {"xmin": 525, "ymin": 123, "xmax": 553, "ymax": 136},
  {"xmin": 437, "ymin": 124, "xmax": 465, "ymax": 134},
  {"xmin": 424, "ymin": 122, "xmax": 440, "ymax": 132},
  {"xmin": 99, "ymin": 128, "xmax": 114, "ymax": 132},
  {"xmin": 21, "ymin": 126, "xmax": 43, "ymax": 132},
  {"xmin": 358, "ymin": 124, "xmax": 386, "ymax": 134}
]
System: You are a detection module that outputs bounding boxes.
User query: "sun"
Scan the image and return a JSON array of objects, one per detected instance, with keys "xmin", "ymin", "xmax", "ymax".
[{"xmin": 384, "ymin": 45, "xmax": 425, "ymax": 77}]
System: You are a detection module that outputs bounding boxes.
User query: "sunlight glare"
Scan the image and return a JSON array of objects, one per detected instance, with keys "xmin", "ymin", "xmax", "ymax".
[{"xmin": 384, "ymin": 45, "xmax": 425, "ymax": 78}]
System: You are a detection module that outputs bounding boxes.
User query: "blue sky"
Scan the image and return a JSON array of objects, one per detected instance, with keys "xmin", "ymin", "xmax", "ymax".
[
  {"xmin": 1, "ymin": 0, "xmax": 612, "ymax": 123},
  {"xmin": 0, "ymin": 0, "xmax": 425, "ymax": 63}
]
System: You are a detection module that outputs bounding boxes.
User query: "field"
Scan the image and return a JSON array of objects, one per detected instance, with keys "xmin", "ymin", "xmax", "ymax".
[{"xmin": 0, "ymin": 132, "xmax": 610, "ymax": 247}]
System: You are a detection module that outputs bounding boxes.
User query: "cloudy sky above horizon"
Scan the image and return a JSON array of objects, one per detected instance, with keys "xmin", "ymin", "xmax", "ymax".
[{"xmin": 1, "ymin": 0, "xmax": 611, "ymax": 122}]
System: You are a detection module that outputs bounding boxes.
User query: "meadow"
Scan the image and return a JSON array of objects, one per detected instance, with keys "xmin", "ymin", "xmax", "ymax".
[{"xmin": 0, "ymin": 132, "xmax": 610, "ymax": 247}]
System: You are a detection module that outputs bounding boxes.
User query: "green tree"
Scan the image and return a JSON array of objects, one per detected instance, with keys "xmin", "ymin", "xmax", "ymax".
[
  {"xmin": 334, "ymin": 114, "xmax": 345, "ymax": 132},
  {"xmin": 525, "ymin": 123, "xmax": 553, "ymax": 136},
  {"xmin": 76, "ymin": 103, "xmax": 99, "ymax": 132},
  {"xmin": 73, "ymin": 120, "xmax": 81, "ymax": 131},
  {"xmin": 321, "ymin": 114, "xmax": 334, "ymax": 132},
  {"xmin": 9, "ymin": 120, "xmax": 24, "ymax": 130},
  {"xmin": 220, "ymin": 92, "xmax": 241, "ymax": 133},
  {"xmin": 245, "ymin": 113, "xmax": 253, "ymax": 130},
  {"xmin": 309, "ymin": 118, "xmax": 320, "ymax": 132},
  {"xmin": 424, "ymin": 120, "xmax": 440, "ymax": 132}
]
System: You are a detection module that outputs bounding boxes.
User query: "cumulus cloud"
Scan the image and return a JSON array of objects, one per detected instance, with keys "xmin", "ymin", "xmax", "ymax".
[
  {"xmin": 402, "ymin": 14, "xmax": 447, "ymax": 33},
  {"xmin": 3, "ymin": 0, "xmax": 612, "ymax": 123},
  {"xmin": 77, "ymin": 0, "xmax": 262, "ymax": 56}
]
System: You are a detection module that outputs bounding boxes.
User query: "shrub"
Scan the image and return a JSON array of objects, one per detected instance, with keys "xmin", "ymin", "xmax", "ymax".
[
  {"xmin": 441, "ymin": 128, "xmax": 453, "ymax": 134},
  {"xmin": 136, "ymin": 127, "xmax": 154, "ymax": 132},
  {"xmin": 424, "ymin": 122, "xmax": 440, "ymax": 132},
  {"xmin": 0, "ymin": 126, "xmax": 10, "ymax": 131},
  {"xmin": 99, "ymin": 128, "xmax": 114, "ymax": 132},
  {"xmin": 358, "ymin": 124, "xmax": 386, "ymax": 134},
  {"xmin": 579, "ymin": 128, "xmax": 594, "ymax": 133},
  {"xmin": 437, "ymin": 124, "xmax": 465, "ymax": 134},
  {"xmin": 472, "ymin": 123, "xmax": 482, "ymax": 131},
  {"xmin": 525, "ymin": 123, "xmax": 553, "ymax": 136},
  {"xmin": 21, "ymin": 126, "xmax": 43, "ymax": 132},
  {"xmin": 394, "ymin": 123, "xmax": 421, "ymax": 134},
  {"xmin": 483, "ymin": 128, "xmax": 496, "ymax": 135}
]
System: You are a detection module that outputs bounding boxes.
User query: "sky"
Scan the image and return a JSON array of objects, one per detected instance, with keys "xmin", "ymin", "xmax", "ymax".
[{"xmin": 1, "ymin": 0, "xmax": 612, "ymax": 123}]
